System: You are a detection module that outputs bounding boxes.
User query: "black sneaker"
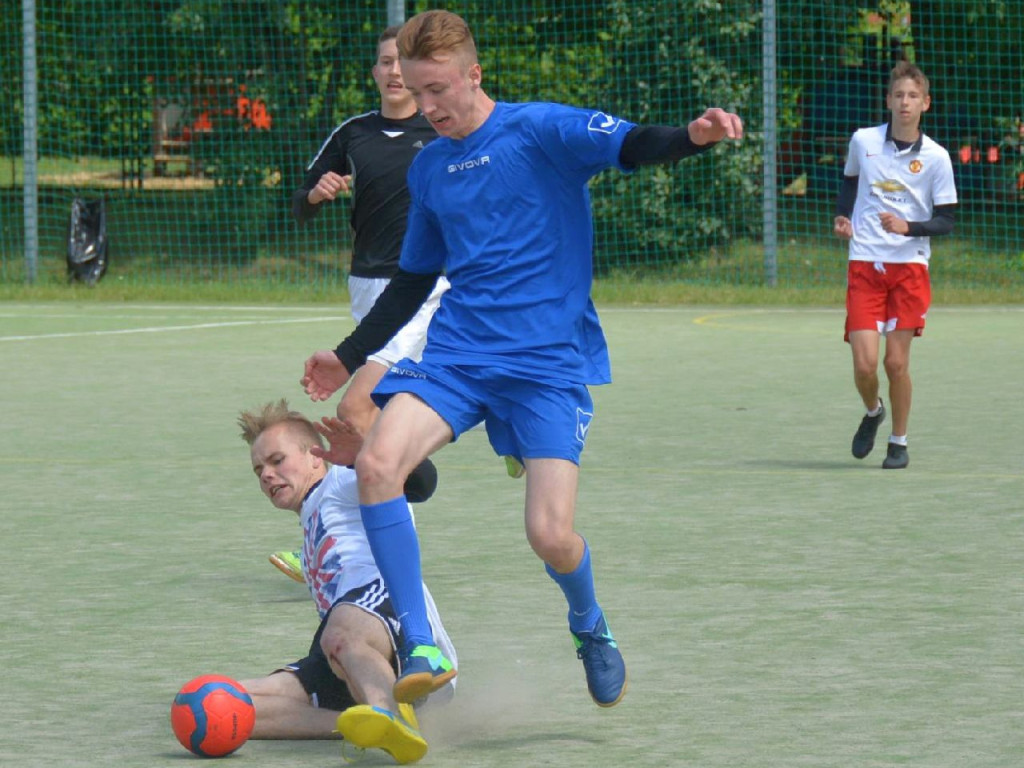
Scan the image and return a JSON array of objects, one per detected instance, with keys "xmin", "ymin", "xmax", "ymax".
[
  {"xmin": 882, "ymin": 443, "xmax": 909, "ymax": 469},
  {"xmin": 851, "ymin": 400, "xmax": 886, "ymax": 459}
]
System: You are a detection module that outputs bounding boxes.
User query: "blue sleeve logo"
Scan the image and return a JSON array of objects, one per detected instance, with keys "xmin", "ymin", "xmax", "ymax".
[{"xmin": 587, "ymin": 112, "xmax": 623, "ymax": 135}]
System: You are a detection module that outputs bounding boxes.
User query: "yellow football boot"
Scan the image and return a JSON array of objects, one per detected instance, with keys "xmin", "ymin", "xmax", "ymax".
[{"xmin": 336, "ymin": 704, "xmax": 427, "ymax": 764}]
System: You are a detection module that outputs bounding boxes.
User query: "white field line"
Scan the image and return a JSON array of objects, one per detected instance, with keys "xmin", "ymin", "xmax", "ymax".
[
  {"xmin": 0, "ymin": 303, "xmax": 339, "ymax": 313},
  {"xmin": 0, "ymin": 316, "xmax": 346, "ymax": 342}
]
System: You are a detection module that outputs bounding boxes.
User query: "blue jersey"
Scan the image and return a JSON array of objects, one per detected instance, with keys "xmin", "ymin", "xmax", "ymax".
[{"xmin": 400, "ymin": 101, "xmax": 635, "ymax": 385}]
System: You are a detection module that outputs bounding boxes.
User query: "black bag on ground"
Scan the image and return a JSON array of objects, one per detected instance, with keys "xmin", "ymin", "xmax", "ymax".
[{"xmin": 67, "ymin": 197, "xmax": 108, "ymax": 284}]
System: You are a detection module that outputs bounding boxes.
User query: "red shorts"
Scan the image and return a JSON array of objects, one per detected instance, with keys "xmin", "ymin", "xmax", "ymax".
[{"xmin": 845, "ymin": 260, "xmax": 930, "ymax": 341}]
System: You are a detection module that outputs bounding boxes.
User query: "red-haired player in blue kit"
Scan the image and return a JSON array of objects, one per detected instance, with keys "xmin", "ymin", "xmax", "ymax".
[{"xmin": 301, "ymin": 9, "xmax": 743, "ymax": 709}]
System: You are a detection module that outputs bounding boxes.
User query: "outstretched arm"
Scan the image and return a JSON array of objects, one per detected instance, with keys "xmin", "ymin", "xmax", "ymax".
[{"xmin": 619, "ymin": 108, "xmax": 743, "ymax": 169}]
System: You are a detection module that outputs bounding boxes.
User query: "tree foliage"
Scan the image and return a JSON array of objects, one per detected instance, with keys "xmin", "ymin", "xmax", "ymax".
[
  {"xmin": 912, "ymin": 1, "xmax": 1023, "ymax": 148},
  {"xmin": 4, "ymin": 1, "xmax": 1022, "ymax": 265}
]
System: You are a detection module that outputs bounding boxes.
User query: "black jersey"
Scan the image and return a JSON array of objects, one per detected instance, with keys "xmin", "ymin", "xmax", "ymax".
[{"xmin": 292, "ymin": 111, "xmax": 437, "ymax": 278}]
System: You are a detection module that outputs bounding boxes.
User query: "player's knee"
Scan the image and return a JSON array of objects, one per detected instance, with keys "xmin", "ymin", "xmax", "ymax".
[
  {"xmin": 526, "ymin": 524, "xmax": 576, "ymax": 566},
  {"xmin": 852, "ymin": 357, "xmax": 877, "ymax": 379},
  {"xmin": 320, "ymin": 627, "xmax": 356, "ymax": 665},
  {"xmin": 354, "ymin": 445, "xmax": 399, "ymax": 487},
  {"xmin": 883, "ymin": 356, "xmax": 908, "ymax": 379}
]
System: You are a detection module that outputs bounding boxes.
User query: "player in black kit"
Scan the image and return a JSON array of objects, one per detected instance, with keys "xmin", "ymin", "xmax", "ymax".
[
  {"xmin": 272, "ymin": 26, "xmax": 447, "ymax": 583},
  {"xmin": 291, "ymin": 33, "xmax": 437, "ymax": 282}
]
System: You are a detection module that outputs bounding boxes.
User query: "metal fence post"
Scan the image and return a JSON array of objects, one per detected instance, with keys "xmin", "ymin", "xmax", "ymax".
[
  {"xmin": 387, "ymin": 0, "xmax": 405, "ymax": 26},
  {"xmin": 762, "ymin": 0, "xmax": 778, "ymax": 286},
  {"xmin": 23, "ymin": 0, "xmax": 39, "ymax": 283}
]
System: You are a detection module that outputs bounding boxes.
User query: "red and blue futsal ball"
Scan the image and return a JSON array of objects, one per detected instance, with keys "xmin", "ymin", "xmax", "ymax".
[{"xmin": 171, "ymin": 674, "xmax": 255, "ymax": 757}]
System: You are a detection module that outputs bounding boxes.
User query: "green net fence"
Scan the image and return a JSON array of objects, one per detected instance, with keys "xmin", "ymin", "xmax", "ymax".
[{"xmin": 2, "ymin": 1, "xmax": 1022, "ymax": 290}]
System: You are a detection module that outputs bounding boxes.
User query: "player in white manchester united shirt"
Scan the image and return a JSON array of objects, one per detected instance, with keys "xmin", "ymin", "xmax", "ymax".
[{"xmin": 834, "ymin": 61, "xmax": 957, "ymax": 470}]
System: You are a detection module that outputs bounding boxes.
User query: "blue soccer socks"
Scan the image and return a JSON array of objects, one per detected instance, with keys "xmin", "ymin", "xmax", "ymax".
[
  {"xmin": 360, "ymin": 497, "xmax": 433, "ymax": 647},
  {"xmin": 545, "ymin": 540, "xmax": 602, "ymax": 634},
  {"xmin": 547, "ymin": 542, "xmax": 626, "ymax": 706}
]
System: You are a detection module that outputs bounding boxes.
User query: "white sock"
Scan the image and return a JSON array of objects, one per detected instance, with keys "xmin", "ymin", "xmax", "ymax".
[
  {"xmin": 867, "ymin": 400, "xmax": 883, "ymax": 417},
  {"xmin": 889, "ymin": 434, "xmax": 908, "ymax": 446}
]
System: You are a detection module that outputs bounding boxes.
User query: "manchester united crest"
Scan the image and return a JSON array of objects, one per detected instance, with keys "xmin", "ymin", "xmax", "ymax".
[{"xmin": 909, "ymin": 159, "xmax": 923, "ymax": 174}]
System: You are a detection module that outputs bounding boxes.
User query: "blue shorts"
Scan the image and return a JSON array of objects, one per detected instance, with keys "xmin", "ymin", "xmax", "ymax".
[{"xmin": 372, "ymin": 361, "xmax": 595, "ymax": 465}]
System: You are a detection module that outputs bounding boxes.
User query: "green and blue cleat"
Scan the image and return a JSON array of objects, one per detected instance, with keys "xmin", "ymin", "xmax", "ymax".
[
  {"xmin": 572, "ymin": 613, "xmax": 627, "ymax": 707},
  {"xmin": 393, "ymin": 644, "xmax": 457, "ymax": 704}
]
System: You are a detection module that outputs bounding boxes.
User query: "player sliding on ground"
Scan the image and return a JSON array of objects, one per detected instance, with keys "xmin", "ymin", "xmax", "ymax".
[
  {"xmin": 301, "ymin": 9, "xmax": 743, "ymax": 710},
  {"xmin": 237, "ymin": 400, "xmax": 456, "ymax": 764}
]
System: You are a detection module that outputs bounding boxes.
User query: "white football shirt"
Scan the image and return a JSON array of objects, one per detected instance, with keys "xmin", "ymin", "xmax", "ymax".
[
  {"xmin": 843, "ymin": 123, "xmax": 957, "ymax": 264},
  {"xmin": 299, "ymin": 465, "xmax": 457, "ymax": 673}
]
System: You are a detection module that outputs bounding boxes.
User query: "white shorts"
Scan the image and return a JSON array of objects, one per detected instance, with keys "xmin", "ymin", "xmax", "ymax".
[{"xmin": 347, "ymin": 274, "xmax": 449, "ymax": 367}]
